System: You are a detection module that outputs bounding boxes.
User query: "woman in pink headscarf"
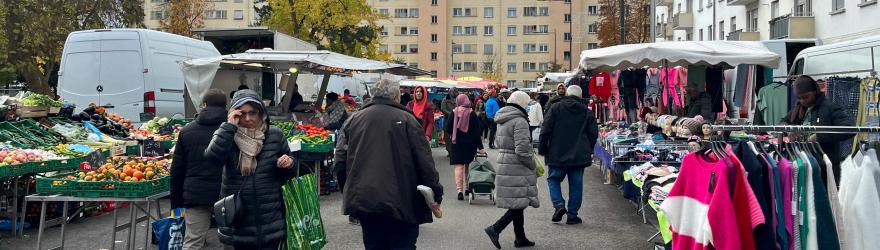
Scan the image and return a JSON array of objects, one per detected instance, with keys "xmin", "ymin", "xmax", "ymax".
[{"xmin": 444, "ymin": 94, "xmax": 486, "ymax": 200}]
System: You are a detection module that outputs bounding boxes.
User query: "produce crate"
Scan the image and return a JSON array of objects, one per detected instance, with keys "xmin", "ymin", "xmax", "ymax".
[
  {"xmin": 16, "ymin": 106, "xmax": 49, "ymax": 118},
  {"xmin": 73, "ymin": 176, "xmax": 169, "ymax": 198},
  {"xmin": 11, "ymin": 119, "xmax": 63, "ymax": 145},
  {"xmin": 48, "ymin": 107, "xmax": 61, "ymax": 115},
  {"xmin": 0, "ymin": 165, "xmax": 11, "ymax": 178},
  {"xmin": 0, "ymin": 122, "xmax": 47, "ymax": 147},
  {"xmin": 166, "ymin": 119, "xmax": 193, "ymax": 127},
  {"xmin": 300, "ymin": 141, "xmax": 335, "ymax": 153},
  {"xmin": 48, "ymin": 117, "xmax": 74, "ymax": 126},
  {"xmin": 36, "ymin": 172, "xmax": 77, "ymax": 195},
  {"xmin": 6, "ymin": 162, "xmax": 37, "ymax": 176}
]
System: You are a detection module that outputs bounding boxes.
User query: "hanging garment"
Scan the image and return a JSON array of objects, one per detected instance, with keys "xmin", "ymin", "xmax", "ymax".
[
  {"xmin": 838, "ymin": 149, "xmax": 880, "ymax": 250},
  {"xmin": 647, "ymin": 68, "xmax": 661, "ymax": 101},
  {"xmin": 799, "ymin": 152, "xmax": 818, "ymax": 250},
  {"xmin": 687, "ymin": 65, "xmax": 707, "ymax": 93},
  {"xmin": 734, "ymin": 66, "xmax": 749, "ymax": 107},
  {"xmin": 589, "ymin": 72, "xmax": 612, "ymax": 102},
  {"xmin": 733, "ymin": 142, "xmax": 775, "ymax": 250},
  {"xmin": 756, "ymin": 82, "xmax": 790, "ymax": 125},
  {"xmin": 621, "ymin": 69, "xmax": 648, "ymax": 111},
  {"xmin": 822, "ymin": 154, "xmax": 845, "ymax": 250},
  {"xmin": 764, "ymin": 154, "xmax": 789, "ymax": 250},
  {"xmin": 660, "ymin": 68, "xmax": 682, "ymax": 107},
  {"xmin": 792, "ymin": 157, "xmax": 802, "ymax": 250},
  {"xmin": 706, "ymin": 67, "xmax": 725, "ymax": 113},
  {"xmin": 804, "ymin": 153, "xmax": 841, "ymax": 250},
  {"xmin": 778, "ymin": 159, "xmax": 795, "ymax": 250}
]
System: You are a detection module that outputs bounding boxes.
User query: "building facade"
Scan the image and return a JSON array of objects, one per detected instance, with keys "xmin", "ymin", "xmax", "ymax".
[
  {"xmin": 143, "ymin": 0, "xmax": 261, "ymax": 30},
  {"xmin": 659, "ymin": 0, "xmax": 880, "ymax": 45},
  {"xmin": 367, "ymin": 0, "xmax": 601, "ymax": 88}
]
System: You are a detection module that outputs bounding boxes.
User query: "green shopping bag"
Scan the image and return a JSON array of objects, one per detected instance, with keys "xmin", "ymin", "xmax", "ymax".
[{"xmin": 282, "ymin": 173, "xmax": 327, "ymax": 250}]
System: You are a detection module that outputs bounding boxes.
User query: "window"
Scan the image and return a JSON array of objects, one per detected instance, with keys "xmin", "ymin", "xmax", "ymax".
[
  {"xmin": 771, "ymin": 1, "xmax": 779, "ymax": 18},
  {"xmin": 379, "ymin": 9, "xmax": 389, "ymax": 16},
  {"xmin": 453, "ymin": 26, "xmax": 462, "ymax": 35},
  {"xmin": 507, "ymin": 80, "xmax": 517, "ymax": 87},
  {"xmin": 398, "ymin": 27, "xmax": 418, "ymax": 35},
  {"xmin": 539, "ymin": 7, "xmax": 549, "ymax": 16},
  {"xmin": 507, "ymin": 44, "xmax": 517, "ymax": 54},
  {"xmin": 698, "ymin": 0, "xmax": 703, "ymax": 11},
  {"xmin": 719, "ymin": 21, "xmax": 725, "ymax": 40},
  {"xmin": 453, "ymin": 44, "xmax": 478, "ymax": 53},
  {"xmin": 381, "ymin": 26, "xmax": 389, "ymax": 36},
  {"xmin": 205, "ymin": 10, "xmax": 227, "ymax": 19},
  {"xmin": 699, "ymin": 29, "xmax": 704, "ymax": 41},
  {"xmin": 564, "ymin": 32, "xmax": 572, "ymax": 41},
  {"xmin": 523, "ymin": 62, "xmax": 538, "ymax": 72},
  {"xmin": 395, "ymin": 9, "xmax": 409, "ymax": 18},
  {"xmin": 796, "ymin": 0, "xmax": 811, "ymax": 16},
  {"xmin": 411, "ymin": 8, "xmax": 419, "ymax": 17},
  {"xmin": 524, "ymin": 7, "xmax": 537, "ymax": 16},
  {"xmin": 708, "ymin": 25, "xmax": 713, "ymax": 40},
  {"xmin": 431, "ymin": 33, "xmax": 438, "ymax": 42},
  {"xmin": 484, "ymin": 44, "xmax": 493, "ymax": 55},
  {"xmin": 465, "ymin": 8, "xmax": 475, "ymax": 16},
  {"xmin": 564, "ymin": 51, "xmax": 571, "ymax": 61},
  {"xmin": 747, "ymin": 8, "xmax": 758, "ymax": 32},
  {"xmin": 588, "ymin": 43, "xmax": 598, "ymax": 50},
  {"xmin": 588, "ymin": 23, "xmax": 598, "ymax": 33},
  {"xmin": 430, "ymin": 70, "xmax": 438, "ymax": 77},
  {"xmin": 538, "ymin": 44, "xmax": 549, "ymax": 52},
  {"xmin": 483, "ymin": 63, "xmax": 494, "ymax": 72},
  {"xmin": 235, "ymin": 0, "xmax": 242, "ymax": 3},
  {"xmin": 507, "ymin": 26, "xmax": 517, "ymax": 36},
  {"xmin": 464, "ymin": 26, "xmax": 477, "ymax": 35},
  {"xmin": 453, "ymin": 8, "xmax": 463, "ymax": 16},
  {"xmin": 524, "ymin": 43, "xmax": 543, "ymax": 53},
  {"xmin": 399, "ymin": 44, "xmax": 418, "ymax": 53},
  {"xmin": 507, "ymin": 63, "xmax": 517, "ymax": 73},
  {"xmin": 507, "ymin": 7, "xmax": 517, "ymax": 17},
  {"xmin": 431, "ymin": 52, "xmax": 438, "ymax": 61},
  {"xmin": 151, "ymin": 11, "xmax": 165, "ymax": 20},
  {"xmin": 731, "ymin": 17, "xmax": 737, "ymax": 33},
  {"xmin": 462, "ymin": 62, "xmax": 477, "ymax": 72},
  {"xmin": 431, "ymin": 0, "xmax": 438, "ymax": 6},
  {"xmin": 565, "ymin": 14, "xmax": 572, "ymax": 23},
  {"xmin": 452, "ymin": 63, "xmax": 462, "ymax": 71},
  {"xmin": 431, "ymin": 15, "xmax": 438, "ymax": 24},
  {"xmin": 234, "ymin": 10, "xmax": 244, "ymax": 20},
  {"xmin": 524, "ymin": 25, "xmax": 549, "ymax": 34},
  {"xmin": 484, "ymin": 26, "xmax": 494, "ymax": 36},
  {"xmin": 588, "ymin": 6, "xmax": 598, "ymax": 16},
  {"xmin": 539, "ymin": 63, "xmax": 549, "ymax": 71},
  {"xmin": 707, "ymin": 0, "xmax": 713, "ymax": 7},
  {"xmin": 484, "ymin": 7, "xmax": 494, "ymax": 18},
  {"xmin": 454, "ymin": 8, "xmax": 475, "ymax": 17},
  {"xmin": 524, "ymin": 80, "xmax": 536, "ymax": 88}
]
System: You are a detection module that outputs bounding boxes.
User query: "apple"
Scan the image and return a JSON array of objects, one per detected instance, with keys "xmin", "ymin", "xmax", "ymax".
[{"xmin": 4, "ymin": 157, "xmax": 13, "ymax": 164}]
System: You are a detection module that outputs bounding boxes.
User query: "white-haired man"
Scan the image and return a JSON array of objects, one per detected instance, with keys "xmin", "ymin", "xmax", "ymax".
[
  {"xmin": 333, "ymin": 79, "xmax": 444, "ymax": 250},
  {"xmin": 538, "ymin": 85, "xmax": 598, "ymax": 225}
]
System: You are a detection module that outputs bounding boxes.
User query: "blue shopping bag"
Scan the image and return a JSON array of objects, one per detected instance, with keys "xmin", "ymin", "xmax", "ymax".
[{"xmin": 152, "ymin": 208, "xmax": 186, "ymax": 250}]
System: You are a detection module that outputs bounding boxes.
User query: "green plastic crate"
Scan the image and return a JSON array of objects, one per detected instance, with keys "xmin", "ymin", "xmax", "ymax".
[
  {"xmin": 0, "ymin": 122, "xmax": 47, "ymax": 148},
  {"xmin": 11, "ymin": 120, "xmax": 63, "ymax": 145},
  {"xmin": 300, "ymin": 141, "xmax": 335, "ymax": 153},
  {"xmin": 0, "ymin": 165, "xmax": 11, "ymax": 178},
  {"xmin": 161, "ymin": 140, "xmax": 174, "ymax": 150},
  {"xmin": 36, "ymin": 172, "xmax": 78, "ymax": 195},
  {"xmin": 74, "ymin": 175, "xmax": 169, "ymax": 198}
]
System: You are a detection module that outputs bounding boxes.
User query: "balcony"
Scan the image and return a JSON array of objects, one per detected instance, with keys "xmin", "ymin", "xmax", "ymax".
[
  {"xmin": 672, "ymin": 12, "xmax": 693, "ymax": 30},
  {"xmin": 727, "ymin": 0, "xmax": 758, "ymax": 6},
  {"xmin": 769, "ymin": 14, "xmax": 815, "ymax": 40},
  {"xmin": 657, "ymin": 0, "xmax": 674, "ymax": 6},
  {"xmin": 727, "ymin": 29, "xmax": 760, "ymax": 41}
]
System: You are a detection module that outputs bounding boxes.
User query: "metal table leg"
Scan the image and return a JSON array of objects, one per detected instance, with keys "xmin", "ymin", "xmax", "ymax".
[
  {"xmin": 36, "ymin": 201, "xmax": 46, "ymax": 250},
  {"xmin": 144, "ymin": 201, "xmax": 151, "ymax": 248},
  {"xmin": 111, "ymin": 206, "xmax": 118, "ymax": 250},
  {"xmin": 12, "ymin": 176, "xmax": 18, "ymax": 236},
  {"xmin": 60, "ymin": 201, "xmax": 68, "ymax": 249},
  {"xmin": 127, "ymin": 202, "xmax": 136, "ymax": 250}
]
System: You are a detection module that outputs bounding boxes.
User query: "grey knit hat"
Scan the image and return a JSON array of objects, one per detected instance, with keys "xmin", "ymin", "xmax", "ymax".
[{"xmin": 229, "ymin": 89, "xmax": 267, "ymax": 121}]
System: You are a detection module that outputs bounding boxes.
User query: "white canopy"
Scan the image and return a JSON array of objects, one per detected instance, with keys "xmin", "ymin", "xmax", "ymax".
[
  {"xmin": 540, "ymin": 71, "xmax": 577, "ymax": 83},
  {"xmin": 399, "ymin": 79, "xmax": 457, "ymax": 89},
  {"xmin": 181, "ymin": 49, "xmax": 428, "ymax": 110},
  {"xmin": 578, "ymin": 41, "xmax": 782, "ymax": 71}
]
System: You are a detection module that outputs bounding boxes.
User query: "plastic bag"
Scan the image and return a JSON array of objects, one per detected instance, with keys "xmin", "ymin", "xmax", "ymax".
[
  {"xmin": 151, "ymin": 208, "xmax": 185, "ymax": 250},
  {"xmin": 533, "ymin": 151, "xmax": 545, "ymax": 177},
  {"xmin": 282, "ymin": 174, "xmax": 327, "ymax": 250}
]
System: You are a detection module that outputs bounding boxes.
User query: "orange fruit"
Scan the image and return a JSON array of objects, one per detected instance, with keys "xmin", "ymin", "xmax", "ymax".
[
  {"xmin": 145, "ymin": 171, "xmax": 155, "ymax": 180},
  {"xmin": 124, "ymin": 176, "xmax": 132, "ymax": 182},
  {"xmin": 123, "ymin": 167, "xmax": 134, "ymax": 177},
  {"xmin": 133, "ymin": 171, "xmax": 145, "ymax": 180}
]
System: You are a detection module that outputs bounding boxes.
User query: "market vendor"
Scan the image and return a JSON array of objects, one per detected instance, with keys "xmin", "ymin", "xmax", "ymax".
[
  {"xmin": 684, "ymin": 85, "xmax": 713, "ymax": 121},
  {"xmin": 782, "ymin": 75, "xmax": 855, "ymax": 182}
]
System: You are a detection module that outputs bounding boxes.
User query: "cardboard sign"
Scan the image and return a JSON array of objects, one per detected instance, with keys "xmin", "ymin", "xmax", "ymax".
[
  {"xmin": 111, "ymin": 145, "xmax": 125, "ymax": 156},
  {"xmin": 86, "ymin": 150, "xmax": 106, "ymax": 166},
  {"xmin": 143, "ymin": 140, "xmax": 164, "ymax": 157}
]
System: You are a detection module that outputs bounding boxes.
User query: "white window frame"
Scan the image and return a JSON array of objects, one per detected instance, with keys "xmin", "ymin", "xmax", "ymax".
[
  {"xmin": 507, "ymin": 26, "xmax": 517, "ymax": 36},
  {"xmin": 507, "ymin": 44, "xmax": 517, "ymax": 54},
  {"xmin": 484, "ymin": 26, "xmax": 494, "ymax": 36},
  {"xmin": 507, "ymin": 7, "xmax": 517, "ymax": 17},
  {"xmin": 484, "ymin": 44, "xmax": 494, "ymax": 55},
  {"xmin": 484, "ymin": 7, "xmax": 494, "ymax": 18},
  {"xmin": 507, "ymin": 63, "xmax": 517, "ymax": 73}
]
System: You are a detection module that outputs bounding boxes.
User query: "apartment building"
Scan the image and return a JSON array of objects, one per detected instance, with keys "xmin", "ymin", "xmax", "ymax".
[
  {"xmin": 368, "ymin": 0, "xmax": 601, "ymax": 88},
  {"xmin": 658, "ymin": 0, "xmax": 880, "ymax": 44},
  {"xmin": 143, "ymin": 0, "xmax": 260, "ymax": 30}
]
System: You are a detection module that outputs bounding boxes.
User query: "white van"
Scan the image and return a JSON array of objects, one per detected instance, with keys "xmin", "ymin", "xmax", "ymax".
[
  {"xmin": 789, "ymin": 35, "xmax": 880, "ymax": 78},
  {"xmin": 58, "ymin": 29, "xmax": 220, "ymax": 122}
]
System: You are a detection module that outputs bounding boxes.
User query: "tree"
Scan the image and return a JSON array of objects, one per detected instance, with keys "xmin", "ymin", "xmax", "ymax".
[
  {"xmin": 0, "ymin": 0, "xmax": 144, "ymax": 95},
  {"xmin": 158, "ymin": 0, "xmax": 211, "ymax": 38},
  {"xmin": 257, "ymin": 0, "xmax": 385, "ymax": 60},
  {"xmin": 597, "ymin": 0, "xmax": 651, "ymax": 47},
  {"xmin": 536, "ymin": 61, "xmax": 563, "ymax": 78},
  {"xmin": 481, "ymin": 54, "xmax": 504, "ymax": 82}
]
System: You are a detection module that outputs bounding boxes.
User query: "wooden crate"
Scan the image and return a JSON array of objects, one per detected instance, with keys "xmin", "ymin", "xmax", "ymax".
[
  {"xmin": 48, "ymin": 107, "xmax": 61, "ymax": 114},
  {"xmin": 17, "ymin": 106, "xmax": 49, "ymax": 118}
]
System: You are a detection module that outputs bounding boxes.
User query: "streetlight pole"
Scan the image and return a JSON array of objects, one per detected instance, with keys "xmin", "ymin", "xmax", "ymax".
[
  {"xmin": 651, "ymin": 0, "xmax": 656, "ymax": 42},
  {"xmin": 451, "ymin": 41, "xmax": 456, "ymax": 79},
  {"xmin": 619, "ymin": 0, "xmax": 626, "ymax": 45}
]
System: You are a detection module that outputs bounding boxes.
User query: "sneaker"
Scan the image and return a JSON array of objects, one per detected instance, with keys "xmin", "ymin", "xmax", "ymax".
[
  {"xmin": 551, "ymin": 208, "xmax": 567, "ymax": 223},
  {"xmin": 514, "ymin": 239, "xmax": 536, "ymax": 248},
  {"xmin": 457, "ymin": 192, "xmax": 464, "ymax": 200},
  {"xmin": 484, "ymin": 226, "xmax": 502, "ymax": 249},
  {"xmin": 348, "ymin": 216, "xmax": 360, "ymax": 225},
  {"xmin": 566, "ymin": 216, "xmax": 583, "ymax": 225}
]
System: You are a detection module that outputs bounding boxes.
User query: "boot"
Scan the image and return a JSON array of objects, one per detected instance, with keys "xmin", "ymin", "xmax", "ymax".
[
  {"xmin": 484, "ymin": 226, "xmax": 502, "ymax": 249},
  {"xmin": 514, "ymin": 238, "xmax": 535, "ymax": 248}
]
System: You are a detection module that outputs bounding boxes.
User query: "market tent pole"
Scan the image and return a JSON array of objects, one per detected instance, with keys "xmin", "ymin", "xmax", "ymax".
[{"xmin": 315, "ymin": 73, "xmax": 332, "ymax": 112}]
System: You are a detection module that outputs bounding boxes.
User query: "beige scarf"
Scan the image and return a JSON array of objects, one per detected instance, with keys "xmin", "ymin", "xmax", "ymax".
[{"xmin": 234, "ymin": 123, "xmax": 266, "ymax": 176}]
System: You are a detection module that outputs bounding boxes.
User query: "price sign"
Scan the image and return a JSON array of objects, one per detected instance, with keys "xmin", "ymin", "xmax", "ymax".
[
  {"xmin": 86, "ymin": 150, "xmax": 107, "ymax": 166},
  {"xmin": 111, "ymin": 145, "xmax": 125, "ymax": 156},
  {"xmin": 143, "ymin": 140, "xmax": 164, "ymax": 157}
]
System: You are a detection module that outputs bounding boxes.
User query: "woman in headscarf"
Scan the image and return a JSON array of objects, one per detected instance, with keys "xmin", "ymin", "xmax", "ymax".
[
  {"xmin": 205, "ymin": 90, "xmax": 301, "ymax": 249},
  {"xmin": 407, "ymin": 86, "xmax": 435, "ymax": 141},
  {"xmin": 444, "ymin": 94, "xmax": 485, "ymax": 200}
]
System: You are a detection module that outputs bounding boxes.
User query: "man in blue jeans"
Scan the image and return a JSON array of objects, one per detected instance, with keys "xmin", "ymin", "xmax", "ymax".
[{"xmin": 538, "ymin": 85, "xmax": 598, "ymax": 224}]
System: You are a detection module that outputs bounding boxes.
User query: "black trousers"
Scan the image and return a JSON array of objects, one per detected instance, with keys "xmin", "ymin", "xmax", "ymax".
[
  {"xmin": 492, "ymin": 209, "xmax": 526, "ymax": 240},
  {"xmin": 481, "ymin": 117, "xmax": 490, "ymax": 139},
  {"xmin": 488, "ymin": 119, "xmax": 498, "ymax": 147},
  {"xmin": 359, "ymin": 214, "xmax": 419, "ymax": 250}
]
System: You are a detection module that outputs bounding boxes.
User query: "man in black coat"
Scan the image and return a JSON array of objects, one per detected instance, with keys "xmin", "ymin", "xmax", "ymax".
[
  {"xmin": 334, "ymin": 79, "xmax": 443, "ymax": 250},
  {"xmin": 538, "ymin": 85, "xmax": 598, "ymax": 225},
  {"xmin": 170, "ymin": 89, "xmax": 227, "ymax": 250}
]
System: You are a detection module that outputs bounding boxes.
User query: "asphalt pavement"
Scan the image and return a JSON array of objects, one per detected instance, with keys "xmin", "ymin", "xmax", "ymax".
[{"xmin": 1, "ymin": 147, "xmax": 657, "ymax": 250}]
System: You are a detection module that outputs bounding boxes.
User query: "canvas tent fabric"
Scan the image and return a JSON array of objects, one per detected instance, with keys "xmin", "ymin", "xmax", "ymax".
[
  {"xmin": 180, "ymin": 49, "xmax": 428, "ymax": 109},
  {"xmin": 579, "ymin": 41, "xmax": 782, "ymax": 72}
]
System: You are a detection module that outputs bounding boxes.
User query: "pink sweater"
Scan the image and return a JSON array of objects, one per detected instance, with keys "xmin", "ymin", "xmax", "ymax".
[{"xmin": 661, "ymin": 152, "xmax": 765, "ymax": 250}]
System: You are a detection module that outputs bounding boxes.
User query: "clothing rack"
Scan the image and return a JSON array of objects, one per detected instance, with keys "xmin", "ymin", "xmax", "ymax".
[{"xmin": 711, "ymin": 125, "xmax": 880, "ymax": 134}]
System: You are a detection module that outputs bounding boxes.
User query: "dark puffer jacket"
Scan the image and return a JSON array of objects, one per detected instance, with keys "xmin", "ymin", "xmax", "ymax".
[
  {"xmin": 205, "ymin": 121, "xmax": 298, "ymax": 249},
  {"xmin": 170, "ymin": 106, "xmax": 227, "ymax": 209},
  {"xmin": 539, "ymin": 96, "xmax": 599, "ymax": 168}
]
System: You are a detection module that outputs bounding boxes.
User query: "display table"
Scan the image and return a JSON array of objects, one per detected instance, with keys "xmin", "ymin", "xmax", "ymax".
[
  {"xmin": 25, "ymin": 191, "xmax": 168, "ymax": 250},
  {"xmin": 291, "ymin": 151, "xmax": 334, "ymax": 195}
]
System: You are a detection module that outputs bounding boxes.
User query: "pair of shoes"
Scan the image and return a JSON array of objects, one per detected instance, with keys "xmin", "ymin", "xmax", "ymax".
[
  {"xmin": 514, "ymin": 239, "xmax": 536, "ymax": 248},
  {"xmin": 566, "ymin": 216, "xmax": 583, "ymax": 225},
  {"xmin": 457, "ymin": 192, "xmax": 464, "ymax": 200},
  {"xmin": 484, "ymin": 226, "xmax": 502, "ymax": 249},
  {"xmin": 551, "ymin": 208, "xmax": 567, "ymax": 223},
  {"xmin": 348, "ymin": 216, "xmax": 360, "ymax": 225}
]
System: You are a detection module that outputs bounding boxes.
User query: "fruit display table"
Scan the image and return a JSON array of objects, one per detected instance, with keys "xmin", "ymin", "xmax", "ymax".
[{"xmin": 25, "ymin": 191, "xmax": 168, "ymax": 250}]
